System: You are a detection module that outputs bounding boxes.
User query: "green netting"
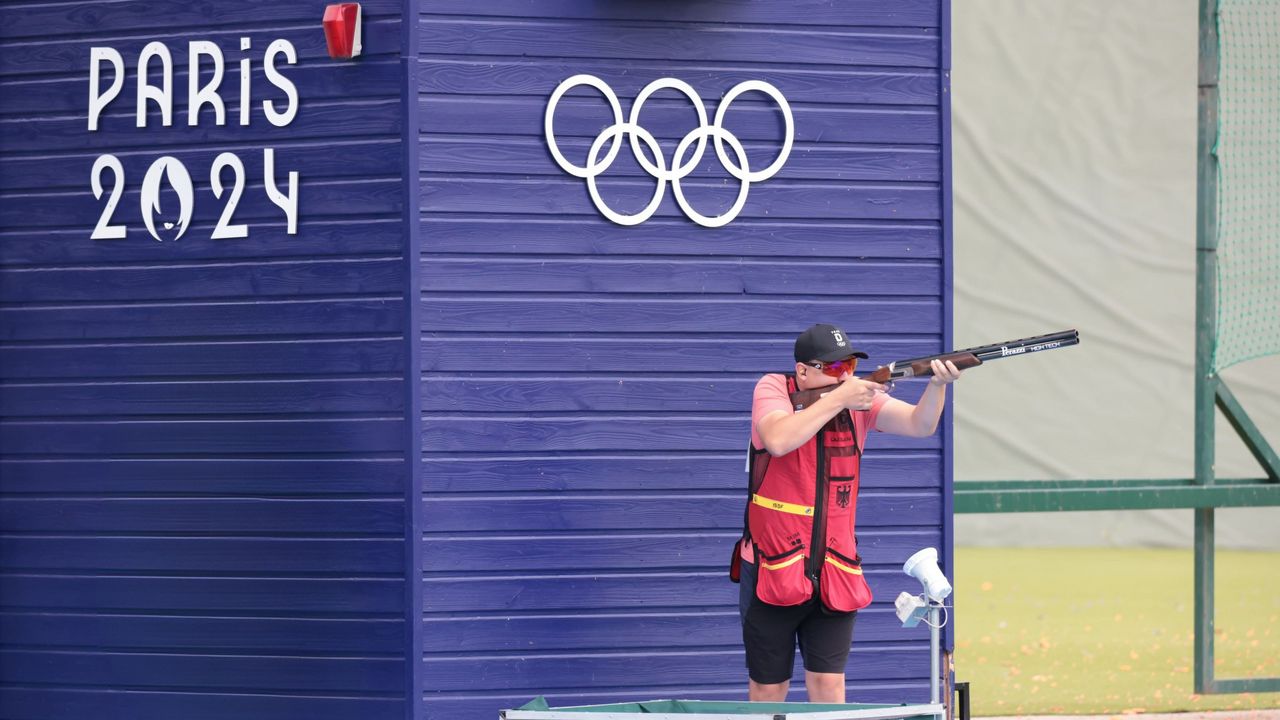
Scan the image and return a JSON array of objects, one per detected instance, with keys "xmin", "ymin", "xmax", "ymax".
[{"xmin": 1214, "ymin": 0, "xmax": 1280, "ymax": 372}]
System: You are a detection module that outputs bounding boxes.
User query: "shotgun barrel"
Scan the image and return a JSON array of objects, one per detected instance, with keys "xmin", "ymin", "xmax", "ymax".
[
  {"xmin": 789, "ymin": 330, "xmax": 1080, "ymax": 411},
  {"xmin": 868, "ymin": 329, "xmax": 1080, "ymax": 383}
]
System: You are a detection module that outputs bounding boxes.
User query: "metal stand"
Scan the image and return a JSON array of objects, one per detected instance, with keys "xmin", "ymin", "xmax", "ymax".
[
  {"xmin": 919, "ymin": 601, "xmax": 950, "ymax": 720},
  {"xmin": 930, "ymin": 605, "xmax": 942, "ymax": 710}
]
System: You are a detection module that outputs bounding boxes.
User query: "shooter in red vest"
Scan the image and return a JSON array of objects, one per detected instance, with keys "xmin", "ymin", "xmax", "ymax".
[{"xmin": 735, "ymin": 323, "xmax": 963, "ymax": 703}]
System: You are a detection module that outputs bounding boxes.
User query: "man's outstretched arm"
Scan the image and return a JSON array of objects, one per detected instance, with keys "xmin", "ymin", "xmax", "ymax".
[{"xmin": 873, "ymin": 358, "xmax": 962, "ymax": 437}]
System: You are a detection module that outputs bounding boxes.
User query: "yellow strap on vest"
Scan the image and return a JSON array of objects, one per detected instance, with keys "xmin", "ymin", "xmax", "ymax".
[
  {"xmin": 760, "ymin": 553, "xmax": 806, "ymax": 571},
  {"xmin": 752, "ymin": 493, "xmax": 814, "ymax": 517},
  {"xmin": 824, "ymin": 555, "xmax": 863, "ymax": 575}
]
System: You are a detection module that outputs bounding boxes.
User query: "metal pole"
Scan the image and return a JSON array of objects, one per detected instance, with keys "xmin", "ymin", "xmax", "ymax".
[
  {"xmin": 930, "ymin": 605, "xmax": 942, "ymax": 717},
  {"xmin": 1194, "ymin": 0, "xmax": 1220, "ymax": 695}
]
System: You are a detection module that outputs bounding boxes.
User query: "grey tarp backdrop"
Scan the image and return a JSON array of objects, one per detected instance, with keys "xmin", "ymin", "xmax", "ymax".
[{"xmin": 951, "ymin": 0, "xmax": 1279, "ymax": 550}]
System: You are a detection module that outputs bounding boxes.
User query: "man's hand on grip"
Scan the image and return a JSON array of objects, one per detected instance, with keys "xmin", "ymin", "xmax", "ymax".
[{"xmin": 825, "ymin": 378, "xmax": 887, "ymax": 411}]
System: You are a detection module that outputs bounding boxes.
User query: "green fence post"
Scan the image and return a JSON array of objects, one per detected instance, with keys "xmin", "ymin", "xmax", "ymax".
[{"xmin": 1193, "ymin": 0, "xmax": 1219, "ymax": 695}]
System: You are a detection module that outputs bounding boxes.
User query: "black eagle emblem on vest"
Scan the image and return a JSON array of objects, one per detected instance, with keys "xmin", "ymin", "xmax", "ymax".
[{"xmin": 835, "ymin": 483, "xmax": 852, "ymax": 509}]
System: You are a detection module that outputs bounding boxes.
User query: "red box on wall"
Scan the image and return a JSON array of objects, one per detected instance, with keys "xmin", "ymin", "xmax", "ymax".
[{"xmin": 323, "ymin": 3, "xmax": 362, "ymax": 59}]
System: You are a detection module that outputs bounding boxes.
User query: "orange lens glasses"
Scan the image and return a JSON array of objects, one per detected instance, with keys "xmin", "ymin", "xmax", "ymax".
[{"xmin": 808, "ymin": 357, "xmax": 857, "ymax": 378}]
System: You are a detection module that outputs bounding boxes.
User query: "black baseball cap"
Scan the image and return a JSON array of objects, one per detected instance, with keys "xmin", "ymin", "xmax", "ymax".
[{"xmin": 793, "ymin": 323, "xmax": 869, "ymax": 363}]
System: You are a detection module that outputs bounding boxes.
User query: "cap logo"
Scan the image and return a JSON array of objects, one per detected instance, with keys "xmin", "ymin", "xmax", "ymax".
[{"xmin": 831, "ymin": 330, "xmax": 846, "ymax": 347}]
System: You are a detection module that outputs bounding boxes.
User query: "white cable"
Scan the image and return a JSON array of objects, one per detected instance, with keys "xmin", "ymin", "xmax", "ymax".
[{"xmin": 920, "ymin": 603, "xmax": 950, "ymax": 629}]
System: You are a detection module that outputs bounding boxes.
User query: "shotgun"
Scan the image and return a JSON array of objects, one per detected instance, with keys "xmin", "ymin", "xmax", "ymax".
[{"xmin": 791, "ymin": 329, "xmax": 1080, "ymax": 410}]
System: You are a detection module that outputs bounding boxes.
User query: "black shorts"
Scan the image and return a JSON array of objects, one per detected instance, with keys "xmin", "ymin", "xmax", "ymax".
[{"xmin": 740, "ymin": 560, "xmax": 857, "ymax": 684}]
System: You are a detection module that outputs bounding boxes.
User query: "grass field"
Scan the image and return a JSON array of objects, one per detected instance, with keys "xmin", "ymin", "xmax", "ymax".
[{"xmin": 953, "ymin": 547, "xmax": 1280, "ymax": 716}]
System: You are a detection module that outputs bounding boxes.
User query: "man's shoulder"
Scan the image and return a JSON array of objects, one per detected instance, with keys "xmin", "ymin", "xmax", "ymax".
[{"xmin": 754, "ymin": 373, "xmax": 789, "ymax": 393}]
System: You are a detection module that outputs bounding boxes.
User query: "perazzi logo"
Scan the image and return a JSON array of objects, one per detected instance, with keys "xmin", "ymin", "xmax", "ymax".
[{"xmin": 1001, "ymin": 341, "xmax": 1060, "ymax": 357}]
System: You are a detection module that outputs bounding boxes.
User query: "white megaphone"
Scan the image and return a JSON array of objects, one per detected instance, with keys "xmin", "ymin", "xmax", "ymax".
[
  {"xmin": 903, "ymin": 547, "xmax": 952, "ymax": 603},
  {"xmin": 899, "ymin": 548, "xmax": 954, "ymax": 712}
]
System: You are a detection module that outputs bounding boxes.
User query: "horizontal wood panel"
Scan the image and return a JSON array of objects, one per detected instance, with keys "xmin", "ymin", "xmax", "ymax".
[
  {"xmin": 421, "ymin": 337, "xmax": 943, "ymax": 373},
  {"xmin": 0, "ymin": 458, "xmax": 405, "ymax": 494},
  {"xmin": 0, "ymin": 649, "xmax": 403, "ymax": 693},
  {"xmin": 422, "ymin": 417, "xmax": 940, "ymax": 453},
  {"xmin": 436, "ymin": 570, "xmax": 687, "ymax": 614},
  {"xmin": 422, "ymin": 377, "xmax": 754, "ymax": 413},
  {"xmin": 423, "ymin": 571, "xmax": 932, "ymax": 613},
  {"xmin": 1, "ymin": 298, "xmax": 404, "ymax": 341},
  {"xmin": 422, "ymin": 137, "xmax": 939, "ymax": 183},
  {"xmin": 0, "ymin": 574, "xmax": 403, "ymax": 613},
  {"xmin": 418, "ymin": 217, "xmax": 941, "ymax": 258},
  {"xmin": 0, "ymin": 0, "xmax": 405, "ymax": 39},
  {"xmin": 0, "ymin": 688, "xmax": 400, "ymax": 720},
  {"xmin": 0, "ymin": 339, "xmax": 404, "ymax": 381},
  {"xmin": 0, "ymin": 61, "xmax": 402, "ymax": 118},
  {"xmin": 422, "ymin": 19, "xmax": 938, "ymax": 67},
  {"xmin": 1, "ymin": 378, "xmax": 404, "ymax": 417},
  {"xmin": 0, "ymin": 611, "xmax": 404, "ymax": 653},
  {"xmin": 420, "ymin": 647, "xmax": 925, "ymax": 692},
  {"xmin": 420, "ymin": 60, "xmax": 939, "ymax": 106},
  {"xmin": 0, "ymin": 498, "xmax": 404, "ymax": 534},
  {"xmin": 422, "ymin": 96, "xmax": 940, "ymax": 145},
  {"xmin": 422, "ymin": 607, "xmax": 918, "ymax": 653},
  {"xmin": 419, "ymin": 0, "xmax": 940, "ymax": 27},
  {"xmin": 3, "ymin": 139, "xmax": 402, "ymax": 193},
  {"xmin": 419, "ymin": 299, "xmax": 941, "ymax": 333},
  {"xmin": 422, "ymin": 531, "xmax": 940, "ymax": 572},
  {"xmin": 419, "ymin": 258, "xmax": 939, "ymax": 296},
  {"xmin": 421, "ymin": 177, "xmax": 940, "ymax": 221},
  {"xmin": 421, "ymin": 377, "xmax": 937, "ymax": 414},
  {"xmin": 0, "ymin": 177, "xmax": 402, "ymax": 232},
  {"xmin": 0, "ymin": 20, "xmax": 403, "ymax": 78},
  {"xmin": 0, "ymin": 417, "xmax": 404, "ymax": 454},
  {"xmin": 2, "ymin": 100, "xmax": 402, "ymax": 156},
  {"xmin": 421, "ymin": 494, "xmax": 941, "ymax": 532},
  {"xmin": 0, "ymin": 219, "xmax": 403, "ymax": 266},
  {"xmin": 0, "ymin": 537, "xmax": 403, "ymax": 573},
  {"xmin": 1, "ymin": 259, "xmax": 403, "ymax": 303},
  {"xmin": 421, "ymin": 453, "xmax": 941, "ymax": 492}
]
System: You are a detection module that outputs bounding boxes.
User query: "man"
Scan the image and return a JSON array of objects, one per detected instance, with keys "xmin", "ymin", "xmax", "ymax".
[{"xmin": 736, "ymin": 323, "xmax": 962, "ymax": 703}]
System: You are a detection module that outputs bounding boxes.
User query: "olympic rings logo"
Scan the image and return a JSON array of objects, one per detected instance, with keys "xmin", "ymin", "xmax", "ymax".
[{"xmin": 544, "ymin": 75, "xmax": 794, "ymax": 228}]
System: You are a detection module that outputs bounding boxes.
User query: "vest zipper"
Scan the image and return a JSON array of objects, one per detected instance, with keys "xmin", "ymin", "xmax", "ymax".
[{"xmin": 808, "ymin": 429, "xmax": 829, "ymax": 589}]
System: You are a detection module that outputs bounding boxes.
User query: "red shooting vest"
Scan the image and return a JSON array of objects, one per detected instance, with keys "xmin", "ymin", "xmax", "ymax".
[{"xmin": 745, "ymin": 375, "xmax": 873, "ymax": 612}]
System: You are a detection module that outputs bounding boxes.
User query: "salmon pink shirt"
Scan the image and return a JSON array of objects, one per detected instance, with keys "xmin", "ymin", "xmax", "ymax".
[{"xmin": 741, "ymin": 373, "xmax": 888, "ymax": 562}]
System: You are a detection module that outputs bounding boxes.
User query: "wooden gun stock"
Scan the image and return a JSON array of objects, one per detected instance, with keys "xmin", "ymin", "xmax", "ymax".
[{"xmin": 864, "ymin": 351, "xmax": 983, "ymax": 384}]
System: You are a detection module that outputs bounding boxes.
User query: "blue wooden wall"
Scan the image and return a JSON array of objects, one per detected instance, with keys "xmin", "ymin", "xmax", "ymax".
[
  {"xmin": 418, "ymin": 2, "xmax": 952, "ymax": 718},
  {"xmin": 0, "ymin": 1, "xmax": 413, "ymax": 718},
  {"xmin": 0, "ymin": 1, "xmax": 950, "ymax": 718}
]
